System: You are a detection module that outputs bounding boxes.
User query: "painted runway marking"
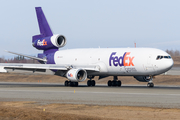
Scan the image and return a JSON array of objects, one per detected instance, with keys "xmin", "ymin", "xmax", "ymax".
[{"xmin": 0, "ymin": 89, "xmax": 180, "ymax": 96}]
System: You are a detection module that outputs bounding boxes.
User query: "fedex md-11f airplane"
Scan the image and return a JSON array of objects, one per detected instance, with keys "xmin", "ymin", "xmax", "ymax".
[{"xmin": 1, "ymin": 7, "xmax": 173, "ymax": 87}]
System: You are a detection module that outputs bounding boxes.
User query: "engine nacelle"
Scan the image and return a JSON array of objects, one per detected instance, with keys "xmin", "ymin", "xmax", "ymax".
[
  {"xmin": 134, "ymin": 76, "xmax": 152, "ymax": 82},
  {"xmin": 66, "ymin": 69, "xmax": 87, "ymax": 82},
  {"xmin": 32, "ymin": 34, "xmax": 66, "ymax": 50}
]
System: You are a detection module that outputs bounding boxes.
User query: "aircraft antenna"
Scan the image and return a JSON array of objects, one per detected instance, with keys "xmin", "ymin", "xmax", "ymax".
[{"xmin": 134, "ymin": 42, "xmax": 136, "ymax": 48}]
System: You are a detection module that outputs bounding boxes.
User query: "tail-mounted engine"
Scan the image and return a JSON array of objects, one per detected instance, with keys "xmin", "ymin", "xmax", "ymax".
[
  {"xmin": 32, "ymin": 34, "xmax": 66, "ymax": 50},
  {"xmin": 134, "ymin": 76, "xmax": 152, "ymax": 82},
  {"xmin": 66, "ymin": 69, "xmax": 87, "ymax": 82}
]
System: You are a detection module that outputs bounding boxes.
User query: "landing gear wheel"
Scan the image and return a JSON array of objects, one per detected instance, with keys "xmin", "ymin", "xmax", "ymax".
[
  {"xmin": 87, "ymin": 80, "xmax": 96, "ymax": 86},
  {"xmin": 74, "ymin": 82, "xmax": 78, "ymax": 87},
  {"xmin": 147, "ymin": 83, "xmax": 154, "ymax": 87},
  {"xmin": 117, "ymin": 80, "xmax": 121, "ymax": 87},
  {"xmin": 108, "ymin": 80, "xmax": 112, "ymax": 86},
  {"xmin": 92, "ymin": 80, "xmax": 95, "ymax": 86},
  {"xmin": 65, "ymin": 80, "xmax": 69, "ymax": 86},
  {"xmin": 87, "ymin": 80, "xmax": 91, "ymax": 86},
  {"xmin": 112, "ymin": 81, "xmax": 116, "ymax": 86},
  {"xmin": 107, "ymin": 80, "xmax": 121, "ymax": 87},
  {"xmin": 70, "ymin": 82, "xmax": 73, "ymax": 86},
  {"xmin": 65, "ymin": 81, "xmax": 78, "ymax": 87},
  {"xmin": 70, "ymin": 82, "xmax": 78, "ymax": 87}
]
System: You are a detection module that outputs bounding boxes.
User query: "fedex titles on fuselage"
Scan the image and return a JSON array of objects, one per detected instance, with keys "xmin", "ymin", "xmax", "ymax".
[{"xmin": 109, "ymin": 52, "xmax": 134, "ymax": 67}]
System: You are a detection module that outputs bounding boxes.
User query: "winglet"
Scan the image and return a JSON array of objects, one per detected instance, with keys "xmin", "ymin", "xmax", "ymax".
[{"xmin": 32, "ymin": 7, "xmax": 53, "ymax": 42}]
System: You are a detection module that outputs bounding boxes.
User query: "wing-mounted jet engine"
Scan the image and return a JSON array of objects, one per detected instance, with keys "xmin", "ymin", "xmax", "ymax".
[
  {"xmin": 63, "ymin": 68, "xmax": 87, "ymax": 86},
  {"xmin": 66, "ymin": 69, "xmax": 87, "ymax": 82}
]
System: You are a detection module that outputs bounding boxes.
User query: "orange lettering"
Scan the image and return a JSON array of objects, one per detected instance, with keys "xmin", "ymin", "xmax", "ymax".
[
  {"xmin": 129, "ymin": 57, "xmax": 134, "ymax": 66},
  {"xmin": 43, "ymin": 39, "xmax": 47, "ymax": 46},
  {"xmin": 123, "ymin": 52, "xmax": 130, "ymax": 66}
]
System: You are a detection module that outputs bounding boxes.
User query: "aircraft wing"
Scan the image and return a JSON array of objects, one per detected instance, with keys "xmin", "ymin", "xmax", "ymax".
[{"xmin": 0, "ymin": 63, "xmax": 100, "ymax": 72}]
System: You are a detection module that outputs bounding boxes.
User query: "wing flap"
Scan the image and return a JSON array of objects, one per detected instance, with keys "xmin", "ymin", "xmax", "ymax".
[
  {"xmin": 0, "ymin": 63, "xmax": 99, "ymax": 72},
  {"xmin": 0, "ymin": 63, "xmax": 67, "ymax": 72}
]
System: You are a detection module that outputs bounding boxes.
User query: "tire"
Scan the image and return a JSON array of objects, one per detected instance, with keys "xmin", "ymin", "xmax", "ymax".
[
  {"xmin": 87, "ymin": 80, "xmax": 91, "ymax": 86},
  {"xmin": 112, "ymin": 81, "xmax": 116, "ymax": 86},
  {"xmin": 70, "ymin": 82, "xmax": 73, "ymax": 86},
  {"xmin": 75, "ymin": 82, "xmax": 78, "ymax": 87},
  {"xmin": 118, "ymin": 80, "xmax": 121, "ymax": 87},
  {"xmin": 150, "ymin": 83, "xmax": 154, "ymax": 87},
  {"xmin": 92, "ymin": 80, "xmax": 95, "ymax": 86},
  {"xmin": 65, "ymin": 80, "xmax": 68, "ymax": 86},
  {"xmin": 108, "ymin": 80, "xmax": 112, "ymax": 86},
  {"xmin": 147, "ymin": 83, "xmax": 154, "ymax": 87}
]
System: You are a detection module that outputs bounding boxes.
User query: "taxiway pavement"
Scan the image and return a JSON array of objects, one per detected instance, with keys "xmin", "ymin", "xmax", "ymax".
[{"xmin": 0, "ymin": 82, "xmax": 179, "ymax": 109}]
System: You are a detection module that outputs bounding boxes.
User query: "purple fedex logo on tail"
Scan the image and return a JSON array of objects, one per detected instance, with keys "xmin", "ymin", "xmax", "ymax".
[{"xmin": 109, "ymin": 52, "xmax": 135, "ymax": 67}]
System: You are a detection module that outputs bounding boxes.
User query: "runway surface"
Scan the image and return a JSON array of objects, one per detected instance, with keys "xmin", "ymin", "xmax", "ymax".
[
  {"xmin": 0, "ymin": 82, "xmax": 180, "ymax": 108},
  {"xmin": 166, "ymin": 66, "xmax": 180, "ymax": 75}
]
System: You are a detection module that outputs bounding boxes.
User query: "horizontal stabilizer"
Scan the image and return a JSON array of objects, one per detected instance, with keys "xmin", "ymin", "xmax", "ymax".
[{"xmin": 5, "ymin": 50, "xmax": 47, "ymax": 62}]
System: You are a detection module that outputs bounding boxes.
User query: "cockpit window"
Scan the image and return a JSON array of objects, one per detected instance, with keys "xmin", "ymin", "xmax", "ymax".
[
  {"xmin": 156, "ymin": 55, "xmax": 171, "ymax": 60},
  {"xmin": 156, "ymin": 56, "xmax": 160, "ymax": 60}
]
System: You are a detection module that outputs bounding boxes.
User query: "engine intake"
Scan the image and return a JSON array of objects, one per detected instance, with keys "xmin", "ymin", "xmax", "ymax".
[
  {"xmin": 66, "ymin": 69, "xmax": 87, "ymax": 82},
  {"xmin": 51, "ymin": 34, "xmax": 66, "ymax": 48}
]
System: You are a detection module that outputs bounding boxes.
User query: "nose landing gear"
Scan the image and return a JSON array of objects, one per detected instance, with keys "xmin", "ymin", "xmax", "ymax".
[
  {"xmin": 147, "ymin": 76, "xmax": 154, "ymax": 87},
  {"xmin": 147, "ymin": 82, "xmax": 154, "ymax": 87}
]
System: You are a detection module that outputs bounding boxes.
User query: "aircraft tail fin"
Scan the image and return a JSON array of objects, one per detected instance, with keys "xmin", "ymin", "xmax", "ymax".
[{"xmin": 32, "ymin": 7, "xmax": 53, "ymax": 42}]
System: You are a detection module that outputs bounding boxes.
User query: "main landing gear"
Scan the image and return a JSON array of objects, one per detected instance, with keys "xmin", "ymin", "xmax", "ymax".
[
  {"xmin": 87, "ymin": 80, "xmax": 96, "ymax": 86},
  {"xmin": 147, "ymin": 76, "xmax": 154, "ymax": 87},
  {"xmin": 64, "ymin": 80, "xmax": 78, "ymax": 87},
  {"xmin": 87, "ymin": 76, "xmax": 96, "ymax": 86},
  {"xmin": 108, "ymin": 76, "xmax": 122, "ymax": 87}
]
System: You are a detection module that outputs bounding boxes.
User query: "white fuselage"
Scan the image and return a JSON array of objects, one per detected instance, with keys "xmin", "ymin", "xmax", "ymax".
[{"xmin": 54, "ymin": 48, "xmax": 173, "ymax": 76}]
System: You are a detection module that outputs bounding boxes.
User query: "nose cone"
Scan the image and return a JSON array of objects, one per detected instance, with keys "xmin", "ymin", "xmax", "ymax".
[{"xmin": 165, "ymin": 59, "xmax": 174, "ymax": 71}]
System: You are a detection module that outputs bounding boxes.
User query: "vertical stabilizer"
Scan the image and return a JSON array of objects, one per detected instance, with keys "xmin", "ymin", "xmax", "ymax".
[{"xmin": 32, "ymin": 7, "xmax": 53, "ymax": 42}]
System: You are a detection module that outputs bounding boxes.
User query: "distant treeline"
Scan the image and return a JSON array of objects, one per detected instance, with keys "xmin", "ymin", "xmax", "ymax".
[{"xmin": 166, "ymin": 49, "xmax": 180, "ymax": 56}]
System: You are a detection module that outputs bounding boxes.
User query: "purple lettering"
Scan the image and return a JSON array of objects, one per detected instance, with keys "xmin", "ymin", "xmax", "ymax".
[
  {"xmin": 118, "ymin": 56, "xmax": 123, "ymax": 66},
  {"xmin": 109, "ymin": 52, "xmax": 116, "ymax": 66},
  {"xmin": 109, "ymin": 52, "xmax": 134, "ymax": 67},
  {"xmin": 113, "ymin": 56, "xmax": 119, "ymax": 66}
]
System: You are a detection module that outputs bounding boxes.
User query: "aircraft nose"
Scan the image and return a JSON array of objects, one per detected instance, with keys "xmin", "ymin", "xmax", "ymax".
[{"xmin": 165, "ymin": 59, "xmax": 174, "ymax": 70}]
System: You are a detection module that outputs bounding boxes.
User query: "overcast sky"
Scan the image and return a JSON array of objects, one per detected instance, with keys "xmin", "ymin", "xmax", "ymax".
[{"xmin": 0, "ymin": 0, "xmax": 180, "ymax": 57}]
